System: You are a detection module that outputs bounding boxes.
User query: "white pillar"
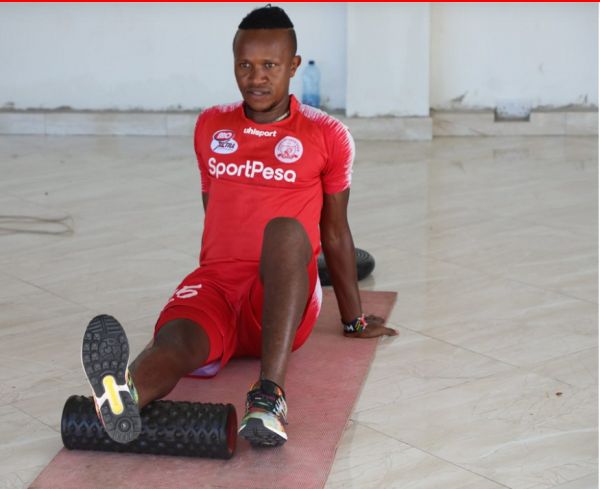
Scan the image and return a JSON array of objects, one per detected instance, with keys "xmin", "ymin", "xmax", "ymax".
[{"xmin": 346, "ymin": 3, "xmax": 430, "ymax": 117}]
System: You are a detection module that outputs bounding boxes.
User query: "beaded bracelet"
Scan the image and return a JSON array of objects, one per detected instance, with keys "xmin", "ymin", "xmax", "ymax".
[{"xmin": 342, "ymin": 314, "xmax": 368, "ymax": 334}]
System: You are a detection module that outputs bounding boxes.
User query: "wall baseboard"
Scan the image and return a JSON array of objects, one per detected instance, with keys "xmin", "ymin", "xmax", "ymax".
[
  {"xmin": 0, "ymin": 110, "xmax": 596, "ymax": 139},
  {"xmin": 432, "ymin": 109, "xmax": 598, "ymax": 137}
]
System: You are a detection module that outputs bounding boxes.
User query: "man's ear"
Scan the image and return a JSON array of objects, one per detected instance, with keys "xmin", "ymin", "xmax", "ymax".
[{"xmin": 290, "ymin": 55, "xmax": 302, "ymax": 77}]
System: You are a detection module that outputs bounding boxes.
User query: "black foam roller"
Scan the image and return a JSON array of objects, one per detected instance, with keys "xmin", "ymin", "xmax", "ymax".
[
  {"xmin": 318, "ymin": 247, "xmax": 376, "ymax": 286},
  {"xmin": 61, "ymin": 395, "xmax": 237, "ymax": 459}
]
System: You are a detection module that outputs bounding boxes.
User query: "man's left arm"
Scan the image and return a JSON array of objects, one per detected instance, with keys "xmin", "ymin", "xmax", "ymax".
[{"xmin": 320, "ymin": 189, "xmax": 398, "ymax": 338}]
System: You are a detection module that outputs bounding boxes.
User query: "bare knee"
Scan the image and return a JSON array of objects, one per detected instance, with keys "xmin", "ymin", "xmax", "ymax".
[
  {"xmin": 262, "ymin": 217, "xmax": 312, "ymax": 264},
  {"xmin": 154, "ymin": 319, "xmax": 210, "ymax": 370}
]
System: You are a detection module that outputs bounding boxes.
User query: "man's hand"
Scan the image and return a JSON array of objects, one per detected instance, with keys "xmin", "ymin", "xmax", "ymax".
[{"xmin": 344, "ymin": 314, "xmax": 399, "ymax": 338}]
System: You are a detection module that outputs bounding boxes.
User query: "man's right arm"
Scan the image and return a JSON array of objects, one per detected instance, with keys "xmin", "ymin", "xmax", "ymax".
[{"xmin": 196, "ymin": 111, "xmax": 211, "ymax": 208}]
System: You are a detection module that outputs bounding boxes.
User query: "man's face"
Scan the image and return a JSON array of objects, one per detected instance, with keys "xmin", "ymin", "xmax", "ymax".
[{"xmin": 233, "ymin": 29, "xmax": 301, "ymax": 115}]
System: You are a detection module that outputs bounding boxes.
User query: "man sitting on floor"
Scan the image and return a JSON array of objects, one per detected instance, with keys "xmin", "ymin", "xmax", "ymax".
[{"xmin": 81, "ymin": 4, "xmax": 397, "ymax": 449}]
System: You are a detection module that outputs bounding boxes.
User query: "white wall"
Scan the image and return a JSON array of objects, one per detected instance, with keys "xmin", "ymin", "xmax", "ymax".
[
  {"xmin": 431, "ymin": 3, "xmax": 599, "ymax": 110},
  {"xmin": 346, "ymin": 3, "xmax": 430, "ymax": 117},
  {"xmin": 0, "ymin": 3, "xmax": 597, "ymax": 115},
  {"xmin": 0, "ymin": 2, "xmax": 347, "ymax": 111}
]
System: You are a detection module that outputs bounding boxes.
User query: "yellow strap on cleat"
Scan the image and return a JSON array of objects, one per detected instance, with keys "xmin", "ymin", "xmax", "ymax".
[{"xmin": 102, "ymin": 376, "xmax": 124, "ymax": 415}]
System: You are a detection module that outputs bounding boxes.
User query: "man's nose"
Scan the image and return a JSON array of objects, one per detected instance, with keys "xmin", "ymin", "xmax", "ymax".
[{"xmin": 249, "ymin": 66, "xmax": 268, "ymax": 84}]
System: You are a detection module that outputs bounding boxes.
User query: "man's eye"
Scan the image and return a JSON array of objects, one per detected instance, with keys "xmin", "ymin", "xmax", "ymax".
[
  {"xmin": 265, "ymin": 63, "xmax": 276, "ymax": 69},
  {"xmin": 239, "ymin": 63, "xmax": 250, "ymax": 69}
]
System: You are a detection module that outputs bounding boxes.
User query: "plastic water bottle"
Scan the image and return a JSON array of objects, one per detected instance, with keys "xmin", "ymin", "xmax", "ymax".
[{"xmin": 302, "ymin": 60, "xmax": 320, "ymax": 108}]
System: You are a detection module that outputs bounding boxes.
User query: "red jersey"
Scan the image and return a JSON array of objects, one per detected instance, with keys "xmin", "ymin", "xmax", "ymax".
[{"xmin": 195, "ymin": 95, "xmax": 355, "ymax": 266}]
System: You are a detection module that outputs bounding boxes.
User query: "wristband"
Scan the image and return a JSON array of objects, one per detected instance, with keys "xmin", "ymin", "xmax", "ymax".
[{"xmin": 342, "ymin": 314, "xmax": 367, "ymax": 334}]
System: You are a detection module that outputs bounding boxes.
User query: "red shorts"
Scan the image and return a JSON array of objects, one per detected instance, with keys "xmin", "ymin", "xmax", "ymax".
[{"xmin": 154, "ymin": 259, "xmax": 322, "ymax": 378}]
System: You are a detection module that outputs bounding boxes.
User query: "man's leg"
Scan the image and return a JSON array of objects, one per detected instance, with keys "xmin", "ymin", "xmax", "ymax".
[
  {"xmin": 129, "ymin": 319, "xmax": 212, "ymax": 408},
  {"xmin": 82, "ymin": 315, "xmax": 215, "ymax": 444},
  {"xmin": 239, "ymin": 217, "xmax": 313, "ymax": 447},
  {"xmin": 259, "ymin": 217, "xmax": 313, "ymax": 389}
]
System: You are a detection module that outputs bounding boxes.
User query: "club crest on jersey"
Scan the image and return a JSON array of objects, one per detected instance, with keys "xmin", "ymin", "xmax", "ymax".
[
  {"xmin": 274, "ymin": 136, "xmax": 303, "ymax": 164},
  {"xmin": 211, "ymin": 129, "xmax": 238, "ymax": 154}
]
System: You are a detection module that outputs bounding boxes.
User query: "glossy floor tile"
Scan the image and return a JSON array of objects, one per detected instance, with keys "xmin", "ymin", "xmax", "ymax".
[{"xmin": 0, "ymin": 134, "xmax": 597, "ymax": 489}]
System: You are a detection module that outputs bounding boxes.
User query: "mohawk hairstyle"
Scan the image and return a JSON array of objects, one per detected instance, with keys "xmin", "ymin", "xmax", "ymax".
[
  {"xmin": 239, "ymin": 4, "xmax": 294, "ymax": 30},
  {"xmin": 237, "ymin": 4, "xmax": 297, "ymax": 55}
]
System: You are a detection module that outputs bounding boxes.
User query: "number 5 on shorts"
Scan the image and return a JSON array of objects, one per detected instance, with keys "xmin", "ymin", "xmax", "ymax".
[{"xmin": 168, "ymin": 284, "xmax": 203, "ymax": 302}]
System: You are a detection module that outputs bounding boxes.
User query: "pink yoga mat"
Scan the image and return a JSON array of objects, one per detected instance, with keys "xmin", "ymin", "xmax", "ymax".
[{"xmin": 31, "ymin": 290, "xmax": 397, "ymax": 489}]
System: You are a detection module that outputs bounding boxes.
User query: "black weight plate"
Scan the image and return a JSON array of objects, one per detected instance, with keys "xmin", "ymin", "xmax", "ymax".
[{"xmin": 318, "ymin": 248, "xmax": 375, "ymax": 286}]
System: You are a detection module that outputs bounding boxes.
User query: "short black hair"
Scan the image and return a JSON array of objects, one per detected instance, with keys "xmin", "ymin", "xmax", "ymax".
[
  {"xmin": 236, "ymin": 4, "xmax": 297, "ymax": 55},
  {"xmin": 239, "ymin": 4, "xmax": 293, "ymax": 29}
]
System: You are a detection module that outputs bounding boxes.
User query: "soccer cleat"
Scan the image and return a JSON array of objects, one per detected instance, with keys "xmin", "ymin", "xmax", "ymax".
[
  {"xmin": 81, "ymin": 314, "xmax": 141, "ymax": 444},
  {"xmin": 238, "ymin": 379, "xmax": 288, "ymax": 447}
]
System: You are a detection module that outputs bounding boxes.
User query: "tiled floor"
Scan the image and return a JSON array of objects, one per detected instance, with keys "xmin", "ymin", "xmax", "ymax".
[{"xmin": 0, "ymin": 134, "xmax": 597, "ymax": 489}]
